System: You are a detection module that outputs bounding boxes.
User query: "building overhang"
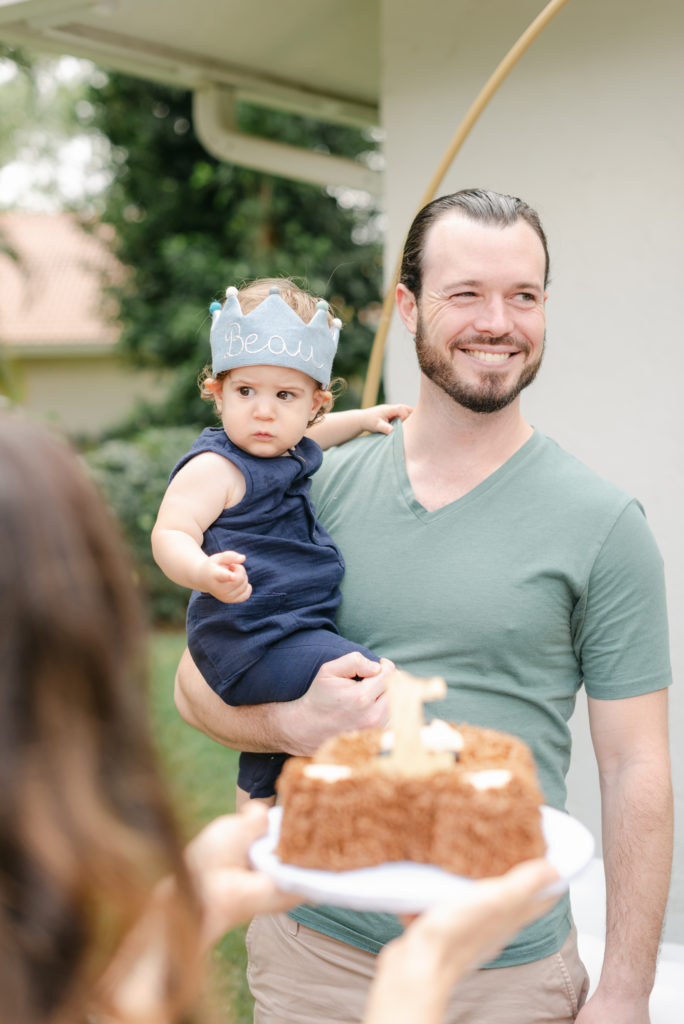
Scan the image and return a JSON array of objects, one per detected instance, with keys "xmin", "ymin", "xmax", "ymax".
[{"xmin": 0, "ymin": 0, "xmax": 382, "ymax": 192}]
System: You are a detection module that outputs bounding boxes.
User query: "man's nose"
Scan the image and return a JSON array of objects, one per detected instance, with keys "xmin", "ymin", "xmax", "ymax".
[{"xmin": 472, "ymin": 297, "xmax": 514, "ymax": 337}]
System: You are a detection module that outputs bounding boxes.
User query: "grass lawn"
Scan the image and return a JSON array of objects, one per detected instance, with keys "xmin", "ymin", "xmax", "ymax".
[{"xmin": 147, "ymin": 629, "xmax": 255, "ymax": 1023}]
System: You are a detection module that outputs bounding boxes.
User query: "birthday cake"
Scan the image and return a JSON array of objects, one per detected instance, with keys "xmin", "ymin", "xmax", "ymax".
[{"xmin": 275, "ymin": 671, "xmax": 546, "ymax": 877}]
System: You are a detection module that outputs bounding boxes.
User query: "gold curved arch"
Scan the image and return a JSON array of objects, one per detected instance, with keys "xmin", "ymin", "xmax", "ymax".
[{"xmin": 361, "ymin": 0, "xmax": 572, "ymax": 408}]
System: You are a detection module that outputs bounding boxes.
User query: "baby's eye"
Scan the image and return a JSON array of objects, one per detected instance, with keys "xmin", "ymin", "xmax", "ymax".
[
  {"xmin": 237, "ymin": 386, "xmax": 253, "ymax": 397},
  {"xmin": 277, "ymin": 390, "xmax": 295, "ymax": 401}
]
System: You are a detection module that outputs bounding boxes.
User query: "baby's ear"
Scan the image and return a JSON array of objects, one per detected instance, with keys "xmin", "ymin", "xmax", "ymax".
[
  {"xmin": 205, "ymin": 377, "xmax": 225, "ymax": 400},
  {"xmin": 203, "ymin": 376, "xmax": 225, "ymax": 411},
  {"xmin": 312, "ymin": 388, "xmax": 332, "ymax": 417}
]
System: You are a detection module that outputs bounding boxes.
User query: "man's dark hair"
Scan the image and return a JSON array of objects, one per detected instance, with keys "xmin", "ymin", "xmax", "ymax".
[{"xmin": 399, "ymin": 188, "xmax": 550, "ymax": 298}]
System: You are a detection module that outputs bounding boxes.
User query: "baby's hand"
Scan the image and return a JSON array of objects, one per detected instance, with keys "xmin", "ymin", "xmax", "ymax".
[
  {"xmin": 361, "ymin": 403, "xmax": 413, "ymax": 435},
  {"xmin": 199, "ymin": 551, "xmax": 252, "ymax": 603}
]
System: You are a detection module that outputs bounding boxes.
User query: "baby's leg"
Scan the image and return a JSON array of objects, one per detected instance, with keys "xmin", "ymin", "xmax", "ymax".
[
  {"xmin": 228, "ymin": 629, "xmax": 380, "ymax": 704},
  {"xmin": 237, "ymin": 751, "xmax": 289, "ymax": 805}
]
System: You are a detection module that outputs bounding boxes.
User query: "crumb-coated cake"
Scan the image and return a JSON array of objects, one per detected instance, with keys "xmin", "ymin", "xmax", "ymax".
[{"xmin": 275, "ymin": 671, "xmax": 546, "ymax": 878}]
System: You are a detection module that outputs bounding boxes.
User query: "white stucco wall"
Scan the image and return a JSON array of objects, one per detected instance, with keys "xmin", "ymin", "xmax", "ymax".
[{"xmin": 381, "ymin": 0, "xmax": 683, "ymax": 942}]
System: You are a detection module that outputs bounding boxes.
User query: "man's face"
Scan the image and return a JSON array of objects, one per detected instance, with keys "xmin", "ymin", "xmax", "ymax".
[{"xmin": 400, "ymin": 213, "xmax": 548, "ymax": 414}]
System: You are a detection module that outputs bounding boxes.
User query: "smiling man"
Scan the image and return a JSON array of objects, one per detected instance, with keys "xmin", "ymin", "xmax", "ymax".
[
  {"xmin": 175, "ymin": 189, "xmax": 673, "ymax": 1024},
  {"xmin": 400, "ymin": 202, "xmax": 547, "ymax": 415}
]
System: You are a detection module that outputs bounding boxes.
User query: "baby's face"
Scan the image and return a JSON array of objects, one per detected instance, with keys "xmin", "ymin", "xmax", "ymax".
[{"xmin": 214, "ymin": 365, "xmax": 326, "ymax": 457}]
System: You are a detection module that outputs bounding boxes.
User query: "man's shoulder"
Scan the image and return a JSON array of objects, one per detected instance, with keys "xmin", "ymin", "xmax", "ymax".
[
  {"xmin": 313, "ymin": 431, "xmax": 393, "ymax": 502},
  {"xmin": 534, "ymin": 431, "xmax": 637, "ymax": 509},
  {"xmin": 320, "ymin": 430, "xmax": 392, "ymax": 474}
]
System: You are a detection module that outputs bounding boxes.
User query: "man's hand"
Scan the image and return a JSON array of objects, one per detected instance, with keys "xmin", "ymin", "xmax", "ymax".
[
  {"xmin": 196, "ymin": 550, "xmax": 251, "ymax": 603},
  {"xmin": 175, "ymin": 649, "xmax": 393, "ymax": 755},
  {"xmin": 278, "ymin": 653, "xmax": 393, "ymax": 755}
]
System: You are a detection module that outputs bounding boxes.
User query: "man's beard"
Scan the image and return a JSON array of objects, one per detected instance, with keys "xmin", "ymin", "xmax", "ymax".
[{"xmin": 415, "ymin": 320, "xmax": 544, "ymax": 415}]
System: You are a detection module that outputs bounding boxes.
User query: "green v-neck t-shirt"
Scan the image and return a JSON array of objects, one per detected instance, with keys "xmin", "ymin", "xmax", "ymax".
[{"xmin": 289, "ymin": 425, "xmax": 672, "ymax": 966}]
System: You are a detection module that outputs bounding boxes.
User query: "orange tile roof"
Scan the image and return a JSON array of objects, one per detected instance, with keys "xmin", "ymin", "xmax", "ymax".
[{"xmin": 0, "ymin": 211, "xmax": 123, "ymax": 349}]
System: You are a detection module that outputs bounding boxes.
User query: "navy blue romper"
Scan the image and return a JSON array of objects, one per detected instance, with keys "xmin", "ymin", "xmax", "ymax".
[{"xmin": 170, "ymin": 427, "xmax": 379, "ymax": 798}]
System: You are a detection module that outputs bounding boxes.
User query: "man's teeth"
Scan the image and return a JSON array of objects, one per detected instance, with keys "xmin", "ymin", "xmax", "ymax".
[{"xmin": 467, "ymin": 349, "xmax": 511, "ymax": 363}]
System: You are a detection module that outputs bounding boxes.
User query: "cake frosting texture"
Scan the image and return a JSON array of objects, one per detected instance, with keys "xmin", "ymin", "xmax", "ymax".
[{"xmin": 275, "ymin": 721, "xmax": 546, "ymax": 877}]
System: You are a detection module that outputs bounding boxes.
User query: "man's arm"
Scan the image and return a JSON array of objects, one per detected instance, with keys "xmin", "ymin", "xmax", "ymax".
[
  {"xmin": 576, "ymin": 688, "xmax": 673, "ymax": 1024},
  {"xmin": 174, "ymin": 647, "xmax": 392, "ymax": 756}
]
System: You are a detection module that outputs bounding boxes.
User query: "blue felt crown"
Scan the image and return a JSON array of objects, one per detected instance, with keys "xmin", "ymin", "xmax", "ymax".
[{"xmin": 209, "ymin": 285, "xmax": 341, "ymax": 387}]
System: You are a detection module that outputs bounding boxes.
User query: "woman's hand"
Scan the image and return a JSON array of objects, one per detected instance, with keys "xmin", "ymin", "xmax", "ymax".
[
  {"xmin": 364, "ymin": 858, "xmax": 561, "ymax": 1024},
  {"xmin": 184, "ymin": 804, "xmax": 300, "ymax": 945}
]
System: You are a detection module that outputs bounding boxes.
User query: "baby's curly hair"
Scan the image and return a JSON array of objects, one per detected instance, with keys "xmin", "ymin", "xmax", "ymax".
[{"xmin": 199, "ymin": 277, "xmax": 343, "ymax": 425}]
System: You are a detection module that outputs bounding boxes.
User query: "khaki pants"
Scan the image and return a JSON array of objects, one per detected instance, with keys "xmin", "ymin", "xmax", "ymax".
[{"xmin": 246, "ymin": 912, "xmax": 589, "ymax": 1024}]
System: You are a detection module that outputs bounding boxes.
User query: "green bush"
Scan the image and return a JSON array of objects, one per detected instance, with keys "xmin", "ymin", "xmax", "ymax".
[{"xmin": 85, "ymin": 425, "xmax": 198, "ymax": 625}]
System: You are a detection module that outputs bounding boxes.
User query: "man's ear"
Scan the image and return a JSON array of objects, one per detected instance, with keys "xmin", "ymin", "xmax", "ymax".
[{"xmin": 395, "ymin": 283, "xmax": 419, "ymax": 335}]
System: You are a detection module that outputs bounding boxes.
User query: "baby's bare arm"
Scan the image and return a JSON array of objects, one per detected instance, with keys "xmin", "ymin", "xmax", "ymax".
[
  {"xmin": 307, "ymin": 404, "xmax": 412, "ymax": 449},
  {"xmin": 151, "ymin": 452, "xmax": 251, "ymax": 602}
]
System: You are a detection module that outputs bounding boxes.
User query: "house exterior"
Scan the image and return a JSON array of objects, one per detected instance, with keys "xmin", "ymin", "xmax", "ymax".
[{"xmin": 0, "ymin": 210, "xmax": 167, "ymax": 437}]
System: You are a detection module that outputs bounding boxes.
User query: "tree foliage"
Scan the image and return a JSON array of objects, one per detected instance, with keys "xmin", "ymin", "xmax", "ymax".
[
  {"xmin": 0, "ymin": 47, "xmax": 110, "ymax": 211},
  {"xmin": 85, "ymin": 425, "xmax": 198, "ymax": 624},
  {"xmin": 0, "ymin": 45, "xmax": 36, "ymax": 167},
  {"xmin": 85, "ymin": 72, "xmax": 384, "ymax": 433}
]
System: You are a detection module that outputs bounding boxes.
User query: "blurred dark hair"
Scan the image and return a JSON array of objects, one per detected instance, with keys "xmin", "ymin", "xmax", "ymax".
[{"xmin": 0, "ymin": 413, "xmax": 202, "ymax": 1023}]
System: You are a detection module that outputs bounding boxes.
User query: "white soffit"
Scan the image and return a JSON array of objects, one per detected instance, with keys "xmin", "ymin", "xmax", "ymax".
[{"xmin": 0, "ymin": 0, "xmax": 381, "ymax": 191}]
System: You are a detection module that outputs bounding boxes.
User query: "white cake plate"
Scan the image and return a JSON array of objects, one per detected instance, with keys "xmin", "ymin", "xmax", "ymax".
[{"xmin": 249, "ymin": 805, "xmax": 595, "ymax": 914}]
